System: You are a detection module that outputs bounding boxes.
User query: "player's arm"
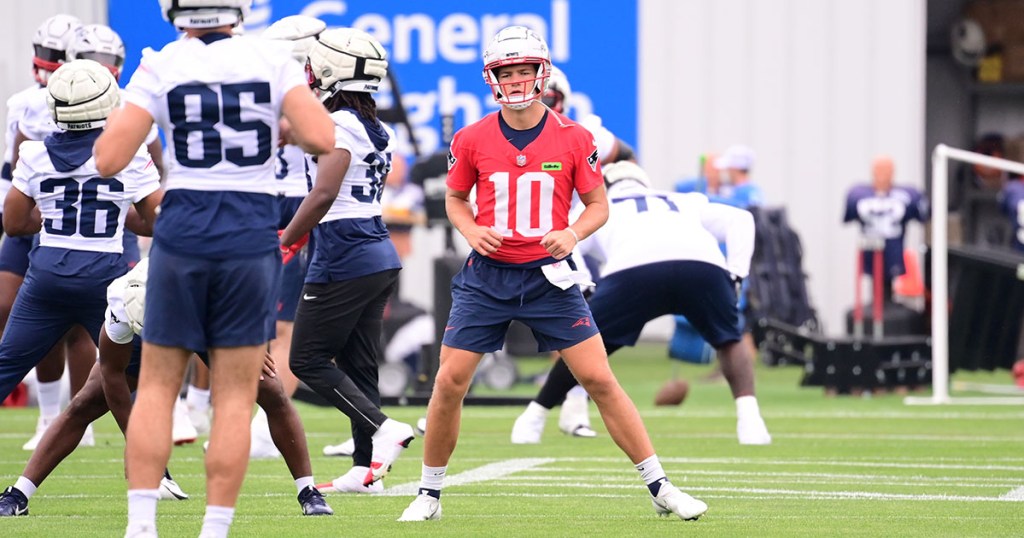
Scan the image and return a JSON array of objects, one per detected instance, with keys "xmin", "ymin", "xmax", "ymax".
[
  {"xmin": 701, "ymin": 201, "xmax": 755, "ymax": 279},
  {"xmin": 542, "ymin": 184, "xmax": 608, "ymax": 260},
  {"xmin": 94, "ymin": 105, "xmax": 155, "ymax": 177},
  {"xmin": 2, "ymin": 187, "xmax": 40, "ymax": 236},
  {"xmin": 146, "ymin": 139, "xmax": 165, "ymax": 183},
  {"xmin": 280, "ymin": 148, "xmax": 349, "ymax": 246},
  {"xmin": 126, "ymin": 188, "xmax": 164, "ymax": 237},
  {"xmin": 446, "ymin": 187, "xmax": 503, "ymax": 256},
  {"xmin": 281, "ymin": 86, "xmax": 335, "ymax": 156},
  {"xmin": 98, "ymin": 326, "xmax": 135, "ymax": 435}
]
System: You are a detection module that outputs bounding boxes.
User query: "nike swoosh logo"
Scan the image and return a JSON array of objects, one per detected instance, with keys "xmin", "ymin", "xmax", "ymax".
[
  {"xmin": 303, "ymin": 294, "xmax": 318, "ymax": 300},
  {"xmin": 15, "ymin": 506, "xmax": 27, "ymax": 515}
]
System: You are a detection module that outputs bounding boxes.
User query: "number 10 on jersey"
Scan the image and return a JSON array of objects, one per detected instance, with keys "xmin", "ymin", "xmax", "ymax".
[{"xmin": 488, "ymin": 171, "xmax": 555, "ymax": 238}]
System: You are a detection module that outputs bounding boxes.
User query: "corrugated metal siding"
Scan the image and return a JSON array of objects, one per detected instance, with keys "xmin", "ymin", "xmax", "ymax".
[{"xmin": 639, "ymin": 0, "xmax": 926, "ymax": 335}]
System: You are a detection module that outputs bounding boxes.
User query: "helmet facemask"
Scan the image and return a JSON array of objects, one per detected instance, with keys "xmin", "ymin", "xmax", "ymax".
[{"xmin": 484, "ymin": 60, "xmax": 550, "ymax": 110}]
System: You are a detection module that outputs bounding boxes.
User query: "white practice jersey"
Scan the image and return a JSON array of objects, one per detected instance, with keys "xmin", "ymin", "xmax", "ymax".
[
  {"xmin": 576, "ymin": 186, "xmax": 755, "ymax": 279},
  {"xmin": 123, "ymin": 35, "xmax": 304, "ymax": 194},
  {"xmin": 306, "ymin": 109, "xmax": 396, "ymax": 223},
  {"xmin": 2, "ymin": 85, "xmax": 40, "ymax": 204},
  {"xmin": 16, "ymin": 87, "xmax": 57, "ymax": 142},
  {"xmin": 13, "ymin": 139, "xmax": 159, "ymax": 253},
  {"xmin": 274, "ymin": 143, "xmax": 310, "ymax": 196}
]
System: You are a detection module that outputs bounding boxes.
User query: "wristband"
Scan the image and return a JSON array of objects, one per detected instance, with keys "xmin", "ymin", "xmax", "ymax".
[{"xmin": 566, "ymin": 227, "xmax": 579, "ymax": 243}]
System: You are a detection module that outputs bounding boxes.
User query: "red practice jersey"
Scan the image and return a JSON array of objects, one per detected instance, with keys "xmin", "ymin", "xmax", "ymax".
[{"xmin": 446, "ymin": 111, "xmax": 603, "ymax": 264}]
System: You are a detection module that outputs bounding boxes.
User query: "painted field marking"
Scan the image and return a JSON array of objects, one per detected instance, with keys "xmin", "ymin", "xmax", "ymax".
[{"xmin": 383, "ymin": 457, "xmax": 554, "ymax": 496}]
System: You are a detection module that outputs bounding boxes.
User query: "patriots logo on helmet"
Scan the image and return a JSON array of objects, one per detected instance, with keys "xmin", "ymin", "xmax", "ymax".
[
  {"xmin": 447, "ymin": 151, "xmax": 457, "ymax": 170},
  {"xmin": 587, "ymin": 149, "xmax": 599, "ymax": 172}
]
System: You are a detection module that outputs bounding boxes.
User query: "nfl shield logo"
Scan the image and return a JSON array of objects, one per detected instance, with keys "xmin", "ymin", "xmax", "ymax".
[{"xmin": 516, "ymin": 154, "xmax": 527, "ymax": 167}]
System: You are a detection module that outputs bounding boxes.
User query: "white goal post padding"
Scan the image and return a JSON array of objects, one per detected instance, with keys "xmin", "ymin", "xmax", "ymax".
[{"xmin": 904, "ymin": 144, "xmax": 1024, "ymax": 406}]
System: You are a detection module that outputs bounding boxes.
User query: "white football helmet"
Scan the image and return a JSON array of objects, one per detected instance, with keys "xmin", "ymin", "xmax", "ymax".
[
  {"xmin": 67, "ymin": 24, "xmax": 126, "ymax": 79},
  {"xmin": 542, "ymin": 65, "xmax": 571, "ymax": 113},
  {"xmin": 32, "ymin": 14, "xmax": 82, "ymax": 84},
  {"xmin": 262, "ymin": 15, "xmax": 326, "ymax": 63},
  {"xmin": 306, "ymin": 28, "xmax": 388, "ymax": 100},
  {"xmin": 159, "ymin": 0, "xmax": 251, "ymax": 29},
  {"xmin": 603, "ymin": 161, "xmax": 651, "ymax": 192},
  {"xmin": 122, "ymin": 258, "xmax": 150, "ymax": 335},
  {"xmin": 47, "ymin": 59, "xmax": 121, "ymax": 131},
  {"xmin": 482, "ymin": 26, "xmax": 551, "ymax": 110}
]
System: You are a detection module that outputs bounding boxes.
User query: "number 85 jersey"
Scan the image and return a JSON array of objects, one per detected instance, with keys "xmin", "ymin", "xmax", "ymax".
[{"xmin": 447, "ymin": 111, "xmax": 603, "ymax": 264}]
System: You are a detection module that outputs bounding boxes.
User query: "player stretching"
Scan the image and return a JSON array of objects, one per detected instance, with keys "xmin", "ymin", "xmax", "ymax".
[{"xmin": 398, "ymin": 26, "xmax": 707, "ymax": 522}]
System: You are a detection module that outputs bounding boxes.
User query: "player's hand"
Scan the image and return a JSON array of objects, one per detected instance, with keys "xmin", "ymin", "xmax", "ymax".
[
  {"xmin": 260, "ymin": 350, "xmax": 277, "ymax": 381},
  {"xmin": 540, "ymin": 228, "xmax": 577, "ymax": 260},
  {"xmin": 465, "ymin": 225, "xmax": 503, "ymax": 257}
]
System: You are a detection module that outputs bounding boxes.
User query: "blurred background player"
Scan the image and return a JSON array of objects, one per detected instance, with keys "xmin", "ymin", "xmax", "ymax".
[
  {"xmin": 93, "ymin": 0, "xmax": 335, "ymax": 536},
  {"xmin": 511, "ymin": 161, "xmax": 771, "ymax": 446},
  {"xmin": 246, "ymin": 13, "xmax": 327, "ymax": 460},
  {"xmin": 1001, "ymin": 174, "xmax": 1024, "ymax": 252},
  {"xmin": 398, "ymin": 26, "xmax": 706, "ymax": 523},
  {"xmin": 280, "ymin": 27, "xmax": 415, "ymax": 494}
]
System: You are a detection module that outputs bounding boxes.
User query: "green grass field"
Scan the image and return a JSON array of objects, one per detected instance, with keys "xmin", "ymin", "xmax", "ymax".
[{"xmin": 2, "ymin": 344, "xmax": 1023, "ymax": 537}]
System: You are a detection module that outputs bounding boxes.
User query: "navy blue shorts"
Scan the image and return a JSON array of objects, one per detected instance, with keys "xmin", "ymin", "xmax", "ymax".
[
  {"xmin": 588, "ymin": 260, "xmax": 741, "ymax": 349},
  {"xmin": 0, "ymin": 235, "xmax": 34, "ymax": 276},
  {"xmin": 0, "ymin": 249, "xmax": 124, "ymax": 399},
  {"xmin": 143, "ymin": 244, "xmax": 281, "ymax": 352},
  {"xmin": 442, "ymin": 252, "xmax": 599, "ymax": 354}
]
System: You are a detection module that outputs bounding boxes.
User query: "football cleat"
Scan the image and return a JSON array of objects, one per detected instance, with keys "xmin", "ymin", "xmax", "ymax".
[
  {"xmin": 558, "ymin": 392, "xmax": 597, "ymax": 438},
  {"xmin": 510, "ymin": 409, "xmax": 546, "ymax": 444},
  {"xmin": 737, "ymin": 416, "xmax": 772, "ymax": 445},
  {"xmin": 651, "ymin": 483, "xmax": 708, "ymax": 521},
  {"xmin": 397, "ymin": 494, "xmax": 441, "ymax": 522},
  {"xmin": 322, "ymin": 438, "xmax": 355, "ymax": 457},
  {"xmin": 124, "ymin": 522, "xmax": 158, "ymax": 538},
  {"xmin": 172, "ymin": 399, "xmax": 197, "ymax": 446},
  {"xmin": 365, "ymin": 419, "xmax": 414, "ymax": 486},
  {"xmin": 22, "ymin": 415, "xmax": 55, "ymax": 451},
  {"xmin": 158, "ymin": 477, "xmax": 189, "ymax": 501},
  {"xmin": 0, "ymin": 486, "xmax": 29, "ymax": 516},
  {"xmin": 297, "ymin": 486, "xmax": 334, "ymax": 516},
  {"xmin": 316, "ymin": 466, "xmax": 383, "ymax": 494}
]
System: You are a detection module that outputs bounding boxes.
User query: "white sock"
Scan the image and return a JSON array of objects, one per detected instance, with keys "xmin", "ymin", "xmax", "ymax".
[
  {"xmin": 14, "ymin": 476, "xmax": 37, "ymax": 499},
  {"xmin": 37, "ymin": 380, "xmax": 62, "ymax": 418},
  {"xmin": 186, "ymin": 385, "xmax": 210, "ymax": 412},
  {"xmin": 295, "ymin": 476, "xmax": 314, "ymax": 494},
  {"xmin": 735, "ymin": 395, "xmax": 761, "ymax": 419},
  {"xmin": 525, "ymin": 401, "xmax": 550, "ymax": 416},
  {"xmin": 635, "ymin": 454, "xmax": 667, "ymax": 485},
  {"xmin": 200, "ymin": 505, "xmax": 235, "ymax": 538},
  {"xmin": 567, "ymin": 385, "xmax": 588, "ymax": 399},
  {"xmin": 420, "ymin": 464, "xmax": 446, "ymax": 492},
  {"xmin": 126, "ymin": 489, "xmax": 160, "ymax": 528}
]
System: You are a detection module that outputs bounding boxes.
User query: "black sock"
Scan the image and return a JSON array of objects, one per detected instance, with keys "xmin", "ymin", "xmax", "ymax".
[
  {"xmin": 647, "ymin": 477, "xmax": 669, "ymax": 497},
  {"xmin": 535, "ymin": 359, "xmax": 578, "ymax": 409},
  {"xmin": 419, "ymin": 488, "xmax": 441, "ymax": 499}
]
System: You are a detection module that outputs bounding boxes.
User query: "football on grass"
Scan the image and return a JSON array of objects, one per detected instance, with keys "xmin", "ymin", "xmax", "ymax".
[{"xmin": 655, "ymin": 379, "xmax": 690, "ymax": 406}]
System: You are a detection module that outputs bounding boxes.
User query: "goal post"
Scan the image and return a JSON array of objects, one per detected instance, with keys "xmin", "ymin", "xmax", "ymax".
[{"xmin": 904, "ymin": 144, "xmax": 1024, "ymax": 405}]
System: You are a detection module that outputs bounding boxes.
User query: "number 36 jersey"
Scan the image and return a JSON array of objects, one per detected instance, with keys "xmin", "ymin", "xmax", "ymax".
[
  {"xmin": 13, "ymin": 132, "xmax": 159, "ymax": 253},
  {"xmin": 447, "ymin": 111, "xmax": 603, "ymax": 264},
  {"xmin": 305, "ymin": 109, "xmax": 397, "ymax": 223}
]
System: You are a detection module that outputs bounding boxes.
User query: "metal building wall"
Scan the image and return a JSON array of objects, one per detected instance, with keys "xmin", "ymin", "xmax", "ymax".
[
  {"xmin": 639, "ymin": 0, "xmax": 927, "ymax": 336},
  {"xmin": 0, "ymin": 1, "xmax": 107, "ymax": 155}
]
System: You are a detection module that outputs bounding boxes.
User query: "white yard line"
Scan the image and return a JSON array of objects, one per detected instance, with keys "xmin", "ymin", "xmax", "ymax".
[
  {"xmin": 1001, "ymin": 486, "xmax": 1024, "ymax": 500},
  {"xmin": 383, "ymin": 457, "xmax": 555, "ymax": 496}
]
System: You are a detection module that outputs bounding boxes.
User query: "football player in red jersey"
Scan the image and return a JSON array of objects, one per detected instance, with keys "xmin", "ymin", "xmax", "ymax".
[{"xmin": 398, "ymin": 26, "xmax": 707, "ymax": 523}]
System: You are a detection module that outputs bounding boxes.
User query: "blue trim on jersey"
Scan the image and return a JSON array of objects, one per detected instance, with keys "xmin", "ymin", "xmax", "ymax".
[
  {"xmin": 499, "ymin": 110, "xmax": 548, "ymax": 151},
  {"xmin": 44, "ymin": 130, "xmax": 103, "ymax": 173},
  {"xmin": 305, "ymin": 216, "xmax": 401, "ymax": 283},
  {"xmin": 153, "ymin": 189, "xmax": 279, "ymax": 259},
  {"xmin": 197, "ymin": 32, "xmax": 232, "ymax": 45},
  {"xmin": 341, "ymin": 108, "xmax": 389, "ymax": 152}
]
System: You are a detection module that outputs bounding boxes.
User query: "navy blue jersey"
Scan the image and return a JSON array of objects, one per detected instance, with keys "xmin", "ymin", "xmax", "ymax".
[{"xmin": 844, "ymin": 185, "xmax": 928, "ymax": 278}]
